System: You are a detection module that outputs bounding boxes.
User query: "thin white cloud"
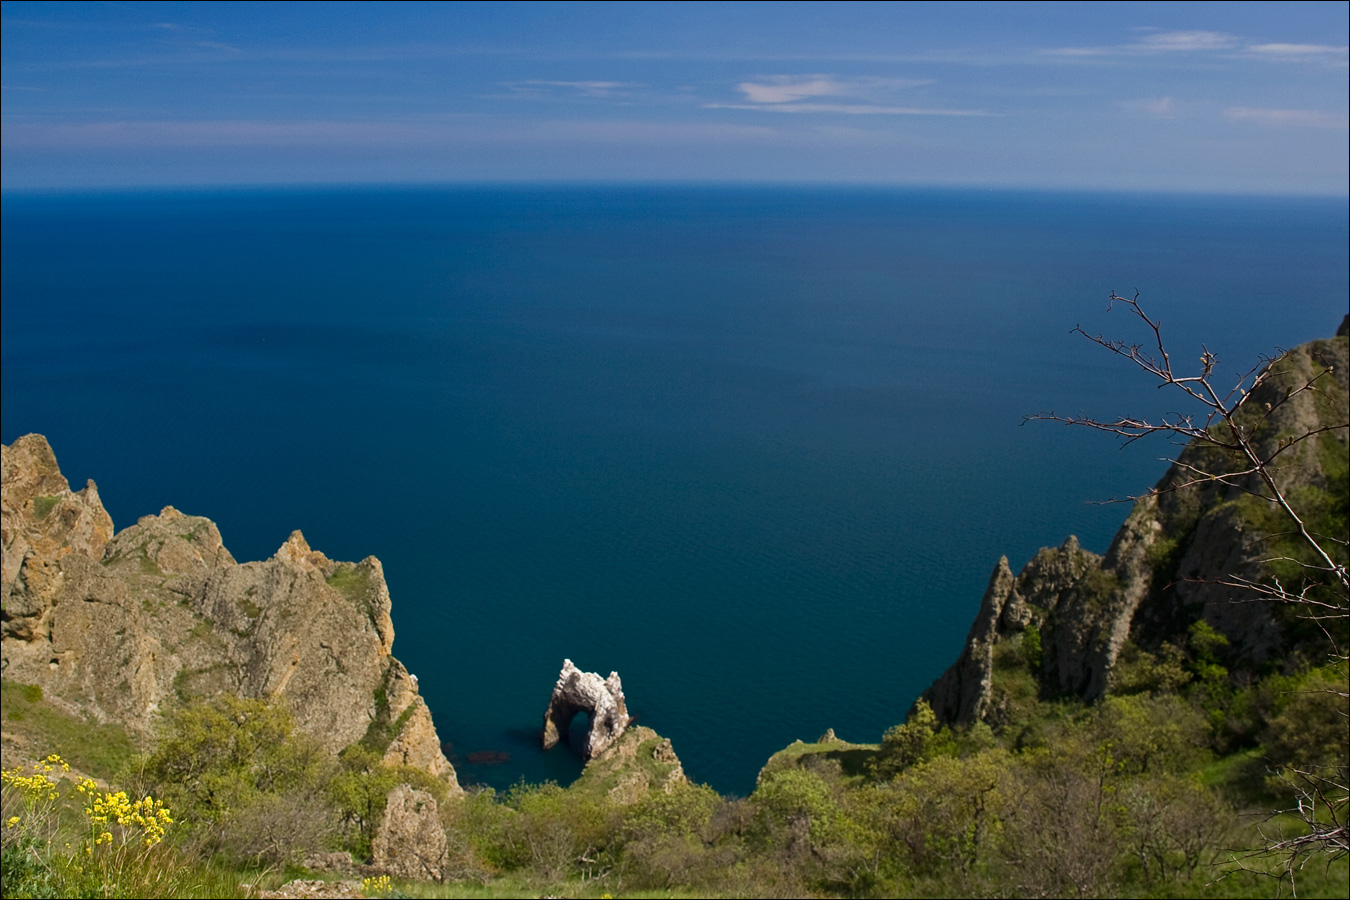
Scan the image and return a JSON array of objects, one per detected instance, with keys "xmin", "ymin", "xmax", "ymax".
[
  {"xmin": 1122, "ymin": 97, "xmax": 1178, "ymax": 118},
  {"xmin": 735, "ymin": 75, "xmax": 931, "ymax": 105},
  {"xmin": 706, "ymin": 102, "xmax": 993, "ymax": 117},
  {"xmin": 1039, "ymin": 46, "xmax": 1111, "ymax": 58},
  {"xmin": 1225, "ymin": 107, "xmax": 1348, "ymax": 129},
  {"xmin": 1129, "ymin": 30, "xmax": 1238, "ymax": 52},
  {"xmin": 193, "ymin": 41, "xmax": 242, "ymax": 54},
  {"xmin": 739, "ymin": 77, "xmax": 842, "ymax": 104},
  {"xmin": 508, "ymin": 80, "xmax": 637, "ymax": 97},
  {"xmin": 1248, "ymin": 42, "xmax": 1347, "ymax": 56},
  {"xmin": 1041, "ymin": 29, "xmax": 1238, "ymax": 58}
]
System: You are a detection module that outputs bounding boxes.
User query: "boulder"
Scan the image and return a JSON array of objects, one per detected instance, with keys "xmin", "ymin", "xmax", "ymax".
[{"xmin": 370, "ymin": 783, "xmax": 447, "ymax": 882}]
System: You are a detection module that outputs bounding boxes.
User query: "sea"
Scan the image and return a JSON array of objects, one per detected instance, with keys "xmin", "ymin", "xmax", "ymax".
[{"xmin": 2, "ymin": 186, "xmax": 1345, "ymax": 795}]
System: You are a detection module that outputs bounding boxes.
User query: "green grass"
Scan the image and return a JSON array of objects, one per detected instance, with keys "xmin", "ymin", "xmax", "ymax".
[
  {"xmin": 0, "ymin": 678, "xmax": 139, "ymax": 780},
  {"xmin": 758, "ymin": 737, "xmax": 881, "ymax": 784},
  {"xmin": 395, "ymin": 871, "xmax": 718, "ymax": 898},
  {"xmin": 31, "ymin": 495, "xmax": 60, "ymax": 520},
  {"xmin": 326, "ymin": 564, "xmax": 372, "ymax": 604}
]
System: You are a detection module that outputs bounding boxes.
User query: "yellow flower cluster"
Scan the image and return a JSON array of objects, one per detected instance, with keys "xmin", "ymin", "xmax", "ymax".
[
  {"xmin": 0, "ymin": 754, "xmax": 68, "ymax": 803},
  {"xmin": 361, "ymin": 874, "xmax": 393, "ymax": 896},
  {"xmin": 78, "ymin": 779, "xmax": 174, "ymax": 847}
]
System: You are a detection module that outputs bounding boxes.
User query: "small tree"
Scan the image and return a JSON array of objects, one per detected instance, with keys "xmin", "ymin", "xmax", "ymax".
[{"xmin": 1029, "ymin": 293, "xmax": 1348, "ymax": 880}]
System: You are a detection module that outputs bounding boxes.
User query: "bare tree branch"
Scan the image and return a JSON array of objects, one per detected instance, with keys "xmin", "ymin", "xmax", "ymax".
[{"xmin": 1038, "ymin": 292, "xmax": 1349, "ymax": 887}]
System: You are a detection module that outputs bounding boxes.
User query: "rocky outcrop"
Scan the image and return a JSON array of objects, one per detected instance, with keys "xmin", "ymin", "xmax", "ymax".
[
  {"xmin": 258, "ymin": 880, "xmax": 364, "ymax": 900},
  {"xmin": 926, "ymin": 323, "xmax": 1348, "ymax": 725},
  {"xmin": 570, "ymin": 725, "xmax": 688, "ymax": 805},
  {"xmin": 2, "ymin": 435, "xmax": 115, "ymax": 641},
  {"xmin": 0, "ymin": 435, "xmax": 458, "ymax": 791},
  {"xmin": 540, "ymin": 659, "xmax": 631, "ymax": 760},
  {"xmin": 926, "ymin": 537, "xmax": 1100, "ymax": 725},
  {"xmin": 371, "ymin": 783, "xmax": 448, "ymax": 882}
]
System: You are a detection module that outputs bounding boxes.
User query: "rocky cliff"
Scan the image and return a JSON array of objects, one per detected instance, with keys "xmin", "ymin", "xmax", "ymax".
[
  {"xmin": 0, "ymin": 434, "xmax": 459, "ymax": 790},
  {"xmin": 926, "ymin": 319, "xmax": 1349, "ymax": 726}
]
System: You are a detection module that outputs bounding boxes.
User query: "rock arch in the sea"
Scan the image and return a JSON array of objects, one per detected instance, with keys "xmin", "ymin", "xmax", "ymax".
[{"xmin": 540, "ymin": 659, "xmax": 631, "ymax": 760}]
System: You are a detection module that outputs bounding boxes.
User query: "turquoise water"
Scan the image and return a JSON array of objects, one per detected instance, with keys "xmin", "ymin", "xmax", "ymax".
[{"xmin": 2, "ymin": 187, "xmax": 1345, "ymax": 794}]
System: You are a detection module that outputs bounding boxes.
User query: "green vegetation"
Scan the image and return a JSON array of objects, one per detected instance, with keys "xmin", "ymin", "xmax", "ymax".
[
  {"xmin": 8, "ymin": 646, "xmax": 1344, "ymax": 899},
  {"xmin": 0, "ymin": 679, "xmax": 138, "ymax": 780},
  {"xmin": 327, "ymin": 564, "xmax": 372, "ymax": 604},
  {"xmin": 30, "ymin": 495, "xmax": 60, "ymax": 521}
]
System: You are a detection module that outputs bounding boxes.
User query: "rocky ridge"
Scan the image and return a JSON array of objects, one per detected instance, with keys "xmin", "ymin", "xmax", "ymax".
[
  {"xmin": 0, "ymin": 434, "xmax": 458, "ymax": 790},
  {"xmin": 926, "ymin": 321, "xmax": 1349, "ymax": 725}
]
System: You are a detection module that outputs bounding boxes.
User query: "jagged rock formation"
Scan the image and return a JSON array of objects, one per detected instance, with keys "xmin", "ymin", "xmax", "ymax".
[
  {"xmin": 926, "ymin": 322, "xmax": 1349, "ymax": 725},
  {"xmin": 927, "ymin": 537, "xmax": 1100, "ymax": 725},
  {"xmin": 540, "ymin": 659, "xmax": 631, "ymax": 760},
  {"xmin": 0, "ymin": 434, "xmax": 459, "ymax": 790},
  {"xmin": 371, "ymin": 783, "xmax": 448, "ymax": 882}
]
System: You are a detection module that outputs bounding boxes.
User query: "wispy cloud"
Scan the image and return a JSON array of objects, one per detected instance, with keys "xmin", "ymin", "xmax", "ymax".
[
  {"xmin": 1130, "ymin": 30, "xmax": 1238, "ymax": 52},
  {"xmin": 734, "ymin": 75, "xmax": 930, "ymax": 105},
  {"xmin": 1044, "ymin": 29, "xmax": 1348, "ymax": 64},
  {"xmin": 706, "ymin": 102, "xmax": 993, "ymax": 117},
  {"xmin": 1224, "ymin": 107, "xmax": 1349, "ymax": 129},
  {"xmin": 720, "ymin": 75, "xmax": 961, "ymax": 115},
  {"xmin": 1248, "ymin": 42, "xmax": 1348, "ymax": 56},
  {"xmin": 1123, "ymin": 96, "xmax": 1178, "ymax": 118},
  {"xmin": 505, "ymin": 80, "xmax": 638, "ymax": 98},
  {"xmin": 738, "ymin": 77, "xmax": 842, "ymax": 104}
]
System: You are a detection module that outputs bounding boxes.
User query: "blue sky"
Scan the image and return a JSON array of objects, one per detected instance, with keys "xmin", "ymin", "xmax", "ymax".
[{"xmin": 2, "ymin": 1, "xmax": 1346, "ymax": 193}]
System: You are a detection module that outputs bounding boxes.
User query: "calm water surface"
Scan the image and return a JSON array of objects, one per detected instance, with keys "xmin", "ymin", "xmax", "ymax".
[{"xmin": 2, "ymin": 187, "xmax": 1345, "ymax": 793}]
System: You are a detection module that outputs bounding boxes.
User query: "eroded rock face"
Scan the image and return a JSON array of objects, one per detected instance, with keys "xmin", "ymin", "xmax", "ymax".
[
  {"xmin": 371, "ymin": 783, "xmax": 448, "ymax": 882},
  {"xmin": 926, "ymin": 324, "xmax": 1348, "ymax": 726},
  {"xmin": 2, "ymin": 435, "xmax": 115, "ymax": 641},
  {"xmin": 540, "ymin": 659, "xmax": 631, "ymax": 760},
  {"xmin": 926, "ymin": 537, "xmax": 1101, "ymax": 725},
  {"xmin": 0, "ymin": 435, "xmax": 458, "ymax": 792}
]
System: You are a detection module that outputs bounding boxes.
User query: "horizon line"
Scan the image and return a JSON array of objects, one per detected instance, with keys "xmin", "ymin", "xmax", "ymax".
[{"xmin": 3, "ymin": 178, "xmax": 1348, "ymax": 201}]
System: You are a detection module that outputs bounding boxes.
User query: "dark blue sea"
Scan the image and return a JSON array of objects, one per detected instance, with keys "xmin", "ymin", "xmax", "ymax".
[{"xmin": 2, "ymin": 186, "xmax": 1345, "ymax": 794}]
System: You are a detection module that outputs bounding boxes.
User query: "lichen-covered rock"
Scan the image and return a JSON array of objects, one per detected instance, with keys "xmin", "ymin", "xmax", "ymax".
[
  {"xmin": 370, "ymin": 783, "xmax": 447, "ymax": 882},
  {"xmin": 0, "ymin": 435, "xmax": 458, "ymax": 791},
  {"xmin": 540, "ymin": 658, "xmax": 631, "ymax": 760}
]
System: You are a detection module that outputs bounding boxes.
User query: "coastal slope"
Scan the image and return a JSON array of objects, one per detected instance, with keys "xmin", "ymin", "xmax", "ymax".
[
  {"xmin": 926, "ymin": 318, "xmax": 1349, "ymax": 725},
  {"xmin": 0, "ymin": 433, "xmax": 458, "ymax": 789}
]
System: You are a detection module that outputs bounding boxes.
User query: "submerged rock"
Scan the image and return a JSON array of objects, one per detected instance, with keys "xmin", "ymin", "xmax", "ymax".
[{"xmin": 540, "ymin": 658, "xmax": 631, "ymax": 760}]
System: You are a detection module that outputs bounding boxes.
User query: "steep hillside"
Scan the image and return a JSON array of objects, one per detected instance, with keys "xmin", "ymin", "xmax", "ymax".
[
  {"xmin": 1, "ymin": 434, "xmax": 458, "ymax": 789},
  {"xmin": 926, "ymin": 318, "xmax": 1349, "ymax": 726}
]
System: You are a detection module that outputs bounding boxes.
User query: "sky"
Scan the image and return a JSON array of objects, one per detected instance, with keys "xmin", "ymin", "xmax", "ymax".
[{"xmin": 2, "ymin": 1, "xmax": 1347, "ymax": 193}]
